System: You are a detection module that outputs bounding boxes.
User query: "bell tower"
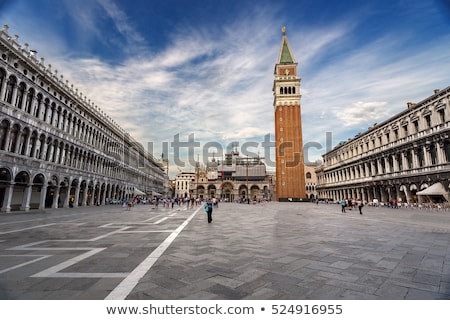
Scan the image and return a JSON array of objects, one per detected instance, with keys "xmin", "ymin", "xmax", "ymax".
[{"xmin": 273, "ymin": 27, "xmax": 306, "ymax": 201}]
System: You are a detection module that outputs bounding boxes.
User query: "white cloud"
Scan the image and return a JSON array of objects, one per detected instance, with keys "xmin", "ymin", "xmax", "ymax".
[
  {"xmin": 5, "ymin": 1, "xmax": 450, "ymax": 177},
  {"xmin": 334, "ymin": 101, "xmax": 388, "ymax": 127}
]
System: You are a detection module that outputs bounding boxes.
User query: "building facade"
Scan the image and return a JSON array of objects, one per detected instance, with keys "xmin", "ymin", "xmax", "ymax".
[
  {"xmin": 273, "ymin": 27, "xmax": 307, "ymax": 201},
  {"xmin": 315, "ymin": 87, "xmax": 450, "ymax": 205},
  {"xmin": 174, "ymin": 151, "xmax": 274, "ymax": 202},
  {"xmin": 174, "ymin": 172, "xmax": 196, "ymax": 199},
  {"xmin": 304, "ymin": 164, "xmax": 318, "ymax": 200},
  {"xmin": 0, "ymin": 25, "xmax": 168, "ymax": 212}
]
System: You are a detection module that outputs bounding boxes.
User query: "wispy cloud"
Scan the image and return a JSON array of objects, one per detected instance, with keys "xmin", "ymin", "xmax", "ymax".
[{"xmin": 3, "ymin": 0, "xmax": 449, "ymax": 175}]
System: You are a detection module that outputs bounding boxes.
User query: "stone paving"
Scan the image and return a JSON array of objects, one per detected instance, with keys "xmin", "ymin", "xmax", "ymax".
[{"xmin": 0, "ymin": 201, "xmax": 449, "ymax": 300}]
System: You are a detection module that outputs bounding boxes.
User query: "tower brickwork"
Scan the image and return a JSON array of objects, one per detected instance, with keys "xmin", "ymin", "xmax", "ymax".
[{"xmin": 273, "ymin": 27, "xmax": 307, "ymax": 201}]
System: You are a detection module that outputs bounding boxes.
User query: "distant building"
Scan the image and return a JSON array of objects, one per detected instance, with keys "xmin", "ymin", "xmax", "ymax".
[
  {"xmin": 273, "ymin": 27, "xmax": 307, "ymax": 201},
  {"xmin": 0, "ymin": 25, "xmax": 168, "ymax": 211},
  {"xmin": 174, "ymin": 172, "xmax": 196, "ymax": 199},
  {"xmin": 316, "ymin": 87, "xmax": 450, "ymax": 204},
  {"xmin": 174, "ymin": 151, "xmax": 273, "ymax": 202},
  {"xmin": 304, "ymin": 164, "xmax": 318, "ymax": 200}
]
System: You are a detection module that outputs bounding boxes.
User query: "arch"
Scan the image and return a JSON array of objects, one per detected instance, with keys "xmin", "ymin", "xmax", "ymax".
[
  {"xmin": 0, "ymin": 167, "xmax": 13, "ymax": 183},
  {"xmin": 79, "ymin": 180, "xmax": 87, "ymax": 206},
  {"xmin": 19, "ymin": 127, "xmax": 31, "ymax": 155},
  {"xmin": 207, "ymin": 184, "xmax": 216, "ymax": 198},
  {"xmin": 0, "ymin": 119, "xmax": 10, "ymax": 150},
  {"xmin": 25, "ymin": 87, "xmax": 35, "ymax": 114},
  {"xmin": 45, "ymin": 175, "xmax": 59, "ymax": 208},
  {"xmin": 15, "ymin": 82, "xmax": 26, "ymax": 108},
  {"xmin": 30, "ymin": 173, "xmax": 46, "ymax": 210},
  {"xmin": 5, "ymin": 75, "xmax": 17, "ymax": 104},
  {"xmin": 14, "ymin": 171, "xmax": 30, "ymax": 185},
  {"xmin": 197, "ymin": 185, "xmax": 205, "ymax": 199},
  {"xmin": 250, "ymin": 185, "xmax": 260, "ymax": 201},
  {"xmin": 238, "ymin": 184, "xmax": 248, "ymax": 200},
  {"xmin": 8, "ymin": 123, "xmax": 21, "ymax": 153},
  {"xmin": 11, "ymin": 171, "xmax": 31, "ymax": 211}
]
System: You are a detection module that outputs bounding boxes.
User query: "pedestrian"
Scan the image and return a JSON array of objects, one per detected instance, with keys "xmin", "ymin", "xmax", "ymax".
[
  {"xmin": 340, "ymin": 199, "xmax": 346, "ymax": 213},
  {"xmin": 358, "ymin": 200, "xmax": 364, "ymax": 215},
  {"xmin": 204, "ymin": 198, "xmax": 213, "ymax": 223}
]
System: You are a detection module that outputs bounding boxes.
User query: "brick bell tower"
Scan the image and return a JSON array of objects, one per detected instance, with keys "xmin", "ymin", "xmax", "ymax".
[{"xmin": 273, "ymin": 26, "xmax": 307, "ymax": 201}]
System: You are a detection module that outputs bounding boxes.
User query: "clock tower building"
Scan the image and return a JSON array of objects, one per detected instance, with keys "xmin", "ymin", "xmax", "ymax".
[{"xmin": 273, "ymin": 27, "xmax": 307, "ymax": 201}]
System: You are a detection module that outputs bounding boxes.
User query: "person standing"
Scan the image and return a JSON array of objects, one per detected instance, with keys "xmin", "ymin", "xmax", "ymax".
[
  {"xmin": 358, "ymin": 200, "xmax": 364, "ymax": 215},
  {"xmin": 340, "ymin": 199, "xmax": 346, "ymax": 213},
  {"xmin": 205, "ymin": 198, "xmax": 213, "ymax": 223}
]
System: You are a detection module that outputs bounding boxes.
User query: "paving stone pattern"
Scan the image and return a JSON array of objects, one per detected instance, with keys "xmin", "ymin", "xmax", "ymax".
[{"xmin": 0, "ymin": 202, "xmax": 449, "ymax": 300}]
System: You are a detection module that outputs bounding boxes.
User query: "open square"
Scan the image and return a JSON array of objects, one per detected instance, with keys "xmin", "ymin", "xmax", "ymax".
[{"xmin": 0, "ymin": 202, "xmax": 449, "ymax": 299}]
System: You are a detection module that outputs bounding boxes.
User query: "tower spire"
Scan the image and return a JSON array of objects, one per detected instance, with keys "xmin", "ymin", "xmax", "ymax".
[{"xmin": 277, "ymin": 26, "xmax": 296, "ymax": 64}]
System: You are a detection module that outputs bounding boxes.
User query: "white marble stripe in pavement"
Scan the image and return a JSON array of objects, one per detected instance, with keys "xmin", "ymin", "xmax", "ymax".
[
  {"xmin": 31, "ymin": 248, "xmax": 106, "ymax": 277},
  {"xmin": 0, "ymin": 255, "xmax": 50, "ymax": 274},
  {"xmin": 105, "ymin": 206, "xmax": 201, "ymax": 300},
  {"xmin": 0, "ymin": 223, "xmax": 57, "ymax": 235},
  {"xmin": 153, "ymin": 217, "xmax": 168, "ymax": 224}
]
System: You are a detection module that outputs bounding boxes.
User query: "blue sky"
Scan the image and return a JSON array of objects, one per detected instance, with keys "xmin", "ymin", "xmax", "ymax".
[{"xmin": 1, "ymin": 0, "xmax": 450, "ymax": 177}]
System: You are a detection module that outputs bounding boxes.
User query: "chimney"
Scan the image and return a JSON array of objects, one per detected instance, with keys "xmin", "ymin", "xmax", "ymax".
[
  {"xmin": 434, "ymin": 89, "xmax": 440, "ymax": 94},
  {"xmin": 407, "ymin": 102, "xmax": 416, "ymax": 109}
]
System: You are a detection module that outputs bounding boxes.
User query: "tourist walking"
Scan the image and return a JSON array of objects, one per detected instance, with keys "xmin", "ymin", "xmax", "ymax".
[
  {"xmin": 205, "ymin": 198, "xmax": 213, "ymax": 223},
  {"xmin": 358, "ymin": 200, "xmax": 364, "ymax": 215},
  {"xmin": 340, "ymin": 199, "xmax": 346, "ymax": 213}
]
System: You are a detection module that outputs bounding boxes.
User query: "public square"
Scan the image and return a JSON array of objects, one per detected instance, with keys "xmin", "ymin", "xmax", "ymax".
[{"xmin": 0, "ymin": 201, "xmax": 449, "ymax": 300}]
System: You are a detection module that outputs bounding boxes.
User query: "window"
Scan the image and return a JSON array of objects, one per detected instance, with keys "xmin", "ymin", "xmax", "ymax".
[
  {"xmin": 306, "ymin": 172, "xmax": 312, "ymax": 179},
  {"xmin": 403, "ymin": 125, "xmax": 408, "ymax": 137},
  {"xmin": 413, "ymin": 121, "xmax": 419, "ymax": 133},
  {"xmin": 417, "ymin": 148, "xmax": 425, "ymax": 167},
  {"xmin": 439, "ymin": 109, "xmax": 445, "ymax": 124},
  {"xmin": 429, "ymin": 144, "xmax": 437, "ymax": 165},
  {"xmin": 394, "ymin": 129, "xmax": 398, "ymax": 140},
  {"xmin": 424, "ymin": 115, "xmax": 431, "ymax": 128},
  {"xmin": 397, "ymin": 154, "xmax": 403, "ymax": 171},
  {"xmin": 406, "ymin": 151, "xmax": 413, "ymax": 169}
]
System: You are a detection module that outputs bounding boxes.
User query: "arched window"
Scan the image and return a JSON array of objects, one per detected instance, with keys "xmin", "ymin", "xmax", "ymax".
[
  {"xmin": 5, "ymin": 76, "xmax": 17, "ymax": 104},
  {"xmin": 25, "ymin": 88, "xmax": 35, "ymax": 113},
  {"xmin": 280, "ymin": 87, "xmax": 283, "ymax": 94},
  {"xmin": 306, "ymin": 172, "xmax": 312, "ymax": 179},
  {"xmin": 15, "ymin": 82, "xmax": 26, "ymax": 108},
  {"xmin": 0, "ymin": 119, "xmax": 10, "ymax": 150}
]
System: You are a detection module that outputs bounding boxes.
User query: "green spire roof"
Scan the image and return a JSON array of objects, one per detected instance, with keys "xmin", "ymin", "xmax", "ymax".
[
  {"xmin": 280, "ymin": 39, "xmax": 294, "ymax": 63},
  {"xmin": 277, "ymin": 27, "xmax": 296, "ymax": 64}
]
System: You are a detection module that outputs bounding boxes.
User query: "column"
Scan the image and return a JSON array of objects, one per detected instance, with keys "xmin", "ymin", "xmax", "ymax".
[
  {"xmin": 0, "ymin": 76, "xmax": 8, "ymax": 99},
  {"xmin": 10, "ymin": 84, "xmax": 18, "ymax": 106},
  {"xmin": 101, "ymin": 186, "xmax": 107, "ymax": 205},
  {"xmin": 81, "ymin": 187, "xmax": 88, "ymax": 207},
  {"xmin": 52, "ymin": 186, "xmax": 60, "ymax": 208},
  {"xmin": 39, "ymin": 185, "xmax": 47, "ymax": 210},
  {"xmin": 20, "ymin": 184, "xmax": 32, "ymax": 211},
  {"xmin": 423, "ymin": 145, "xmax": 431, "ymax": 166},
  {"xmin": 73, "ymin": 182, "xmax": 80, "ymax": 208},
  {"xmin": 437, "ymin": 141, "xmax": 446, "ymax": 164},
  {"xmin": 1, "ymin": 184, "xmax": 14, "ymax": 212}
]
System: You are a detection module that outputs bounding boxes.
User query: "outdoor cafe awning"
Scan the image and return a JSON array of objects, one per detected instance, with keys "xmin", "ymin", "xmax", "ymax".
[
  {"xmin": 133, "ymin": 187, "xmax": 146, "ymax": 196},
  {"xmin": 152, "ymin": 191, "xmax": 162, "ymax": 197},
  {"xmin": 416, "ymin": 182, "xmax": 447, "ymax": 196}
]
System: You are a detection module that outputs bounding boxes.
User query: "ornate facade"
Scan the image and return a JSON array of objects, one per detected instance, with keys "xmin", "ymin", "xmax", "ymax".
[
  {"xmin": 315, "ymin": 87, "xmax": 450, "ymax": 204},
  {"xmin": 0, "ymin": 25, "xmax": 168, "ymax": 212},
  {"xmin": 174, "ymin": 151, "xmax": 273, "ymax": 202},
  {"xmin": 273, "ymin": 27, "xmax": 307, "ymax": 201}
]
